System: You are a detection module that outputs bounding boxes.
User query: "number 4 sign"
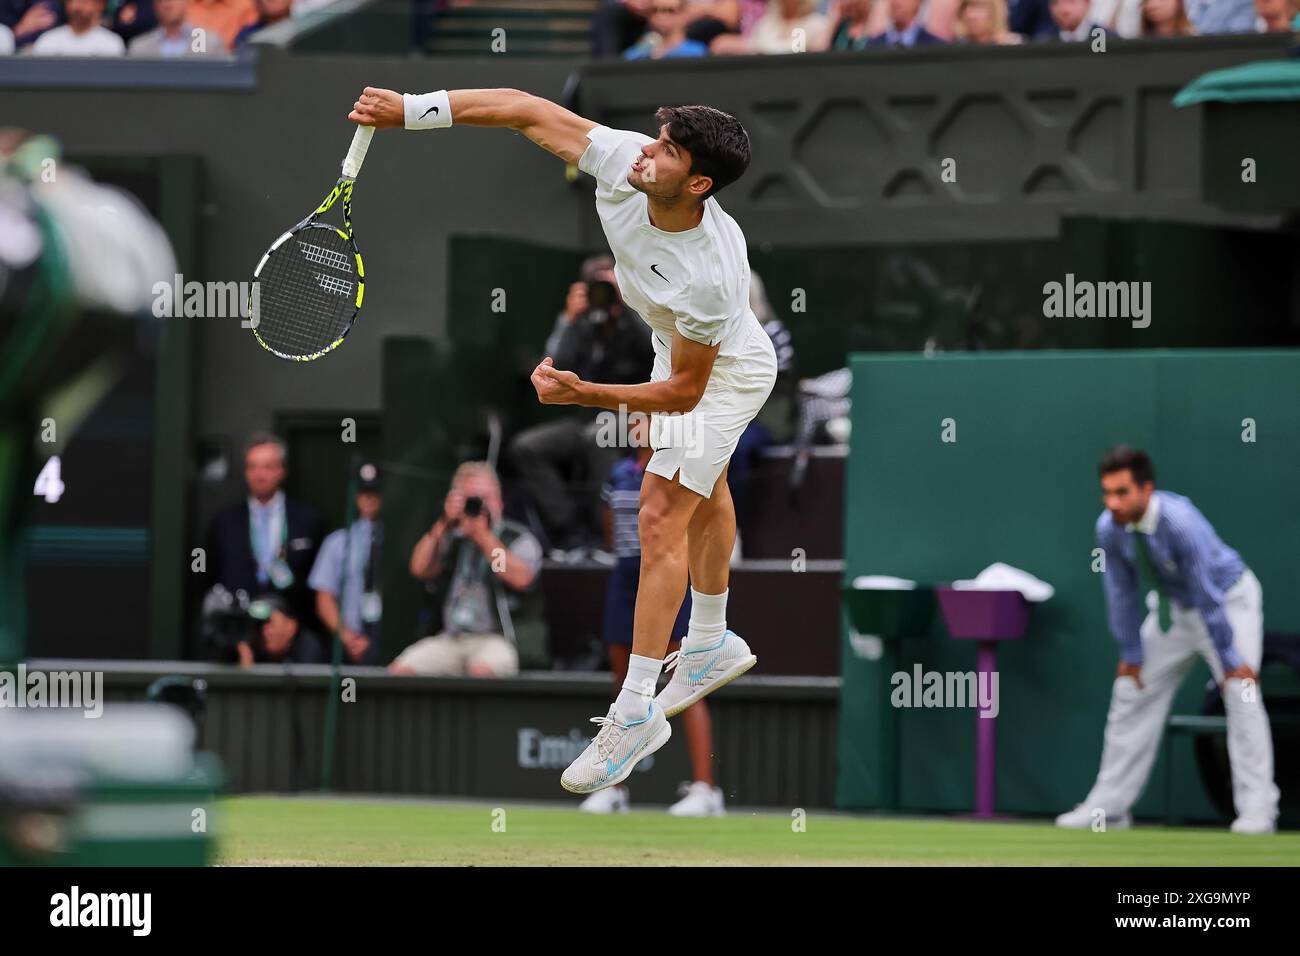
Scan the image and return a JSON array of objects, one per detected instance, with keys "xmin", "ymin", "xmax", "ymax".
[{"xmin": 33, "ymin": 455, "xmax": 65, "ymax": 503}]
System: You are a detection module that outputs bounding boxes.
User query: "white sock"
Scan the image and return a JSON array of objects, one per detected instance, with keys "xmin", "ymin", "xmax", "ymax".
[
  {"xmin": 684, "ymin": 588, "xmax": 728, "ymax": 648},
  {"xmin": 616, "ymin": 653, "xmax": 662, "ymax": 721}
]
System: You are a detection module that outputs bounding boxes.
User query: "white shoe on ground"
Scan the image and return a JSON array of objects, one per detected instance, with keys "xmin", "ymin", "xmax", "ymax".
[
  {"xmin": 1054, "ymin": 804, "xmax": 1132, "ymax": 829},
  {"xmin": 1230, "ymin": 813, "xmax": 1277, "ymax": 834},
  {"xmin": 668, "ymin": 780, "xmax": 726, "ymax": 817},
  {"xmin": 579, "ymin": 785, "xmax": 631, "ymax": 813}
]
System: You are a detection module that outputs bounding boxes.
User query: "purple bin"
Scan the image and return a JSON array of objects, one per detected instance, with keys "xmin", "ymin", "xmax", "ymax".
[{"xmin": 934, "ymin": 587, "xmax": 1031, "ymax": 641}]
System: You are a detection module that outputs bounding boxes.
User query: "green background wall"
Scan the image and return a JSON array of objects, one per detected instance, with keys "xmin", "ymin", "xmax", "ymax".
[{"xmin": 837, "ymin": 350, "xmax": 1300, "ymax": 820}]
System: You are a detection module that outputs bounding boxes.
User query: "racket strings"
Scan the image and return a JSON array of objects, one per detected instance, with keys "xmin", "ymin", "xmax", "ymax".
[{"xmin": 255, "ymin": 226, "xmax": 358, "ymax": 358}]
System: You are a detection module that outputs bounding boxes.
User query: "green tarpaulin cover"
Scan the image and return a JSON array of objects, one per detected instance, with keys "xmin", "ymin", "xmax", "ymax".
[{"xmin": 1175, "ymin": 58, "xmax": 1300, "ymax": 108}]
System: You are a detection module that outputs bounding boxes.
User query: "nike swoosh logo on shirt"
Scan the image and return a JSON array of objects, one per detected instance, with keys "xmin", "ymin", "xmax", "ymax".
[{"xmin": 650, "ymin": 264, "xmax": 670, "ymax": 282}]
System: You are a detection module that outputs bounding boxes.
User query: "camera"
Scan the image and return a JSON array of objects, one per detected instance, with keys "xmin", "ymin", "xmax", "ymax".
[
  {"xmin": 585, "ymin": 280, "xmax": 617, "ymax": 324},
  {"xmin": 199, "ymin": 585, "xmax": 257, "ymax": 659},
  {"xmin": 463, "ymin": 496, "xmax": 483, "ymax": 518}
]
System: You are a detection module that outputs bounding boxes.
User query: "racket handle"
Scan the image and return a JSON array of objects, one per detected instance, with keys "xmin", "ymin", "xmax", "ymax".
[{"xmin": 342, "ymin": 126, "xmax": 375, "ymax": 180}]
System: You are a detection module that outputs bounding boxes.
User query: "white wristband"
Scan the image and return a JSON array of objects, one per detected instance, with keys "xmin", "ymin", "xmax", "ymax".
[{"xmin": 404, "ymin": 91, "xmax": 453, "ymax": 130}]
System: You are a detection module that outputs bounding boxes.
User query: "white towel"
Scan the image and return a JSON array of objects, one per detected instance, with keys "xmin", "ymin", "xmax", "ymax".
[
  {"xmin": 851, "ymin": 575, "xmax": 917, "ymax": 590},
  {"xmin": 951, "ymin": 563, "xmax": 1054, "ymax": 602}
]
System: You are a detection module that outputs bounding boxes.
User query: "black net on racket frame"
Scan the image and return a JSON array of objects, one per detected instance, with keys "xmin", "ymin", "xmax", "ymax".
[{"xmin": 253, "ymin": 224, "xmax": 360, "ymax": 359}]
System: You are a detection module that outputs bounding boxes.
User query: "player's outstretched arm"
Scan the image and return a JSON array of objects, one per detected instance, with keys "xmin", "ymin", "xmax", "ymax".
[{"xmin": 348, "ymin": 87, "xmax": 597, "ymax": 164}]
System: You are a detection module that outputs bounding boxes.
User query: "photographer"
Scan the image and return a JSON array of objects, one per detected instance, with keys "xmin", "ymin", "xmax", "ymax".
[
  {"xmin": 389, "ymin": 462, "xmax": 543, "ymax": 677},
  {"xmin": 202, "ymin": 588, "xmax": 326, "ymax": 666},
  {"xmin": 508, "ymin": 253, "xmax": 654, "ymax": 555},
  {"xmin": 245, "ymin": 593, "xmax": 326, "ymax": 666}
]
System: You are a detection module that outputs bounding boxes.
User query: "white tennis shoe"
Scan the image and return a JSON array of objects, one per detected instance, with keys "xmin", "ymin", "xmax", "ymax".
[
  {"xmin": 656, "ymin": 629, "xmax": 756, "ymax": 718},
  {"xmin": 560, "ymin": 702, "xmax": 671, "ymax": 795},
  {"xmin": 1054, "ymin": 804, "xmax": 1132, "ymax": 830},
  {"xmin": 1230, "ymin": 813, "xmax": 1276, "ymax": 835},
  {"xmin": 668, "ymin": 780, "xmax": 726, "ymax": 817},
  {"xmin": 579, "ymin": 785, "xmax": 631, "ymax": 814}
]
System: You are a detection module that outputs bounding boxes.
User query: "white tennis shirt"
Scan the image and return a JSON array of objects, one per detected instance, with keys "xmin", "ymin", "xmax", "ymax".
[{"xmin": 577, "ymin": 125, "xmax": 759, "ymax": 369}]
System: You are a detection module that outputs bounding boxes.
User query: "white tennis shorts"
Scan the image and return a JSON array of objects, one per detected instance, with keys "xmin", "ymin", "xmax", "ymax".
[{"xmin": 645, "ymin": 320, "xmax": 778, "ymax": 497}]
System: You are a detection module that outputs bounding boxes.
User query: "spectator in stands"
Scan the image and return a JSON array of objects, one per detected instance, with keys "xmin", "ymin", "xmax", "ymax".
[
  {"xmin": 1184, "ymin": 0, "xmax": 1255, "ymax": 32},
  {"xmin": 204, "ymin": 432, "xmax": 326, "ymax": 655},
  {"xmin": 591, "ymin": 0, "xmax": 651, "ymax": 56},
  {"xmin": 1007, "ymin": 0, "xmax": 1056, "ymax": 37},
  {"xmin": 1090, "ymin": 0, "xmax": 1142, "ymax": 35},
  {"xmin": 30, "ymin": 0, "xmax": 124, "ymax": 54},
  {"xmin": 241, "ymin": 592, "xmax": 326, "ymax": 666},
  {"xmin": 955, "ymin": 0, "xmax": 1024, "ymax": 40},
  {"xmin": 1139, "ymin": 0, "xmax": 1193, "ymax": 33},
  {"xmin": 1045, "ymin": 0, "xmax": 1108, "ymax": 39},
  {"xmin": 597, "ymin": 0, "xmax": 749, "ymax": 55},
  {"xmin": 713, "ymin": 0, "xmax": 832, "ymax": 53},
  {"xmin": 1253, "ymin": 0, "xmax": 1298, "ymax": 29},
  {"xmin": 508, "ymin": 254, "xmax": 654, "ymax": 555},
  {"xmin": 581, "ymin": 413, "xmax": 724, "ymax": 816},
  {"xmin": 1, "ymin": 0, "xmax": 61, "ymax": 49},
  {"xmin": 867, "ymin": 0, "xmax": 946, "ymax": 45},
  {"xmin": 390, "ymin": 462, "xmax": 542, "ymax": 677},
  {"xmin": 0, "ymin": 22, "xmax": 12, "ymax": 48},
  {"xmin": 233, "ymin": 0, "xmax": 288, "ymax": 46},
  {"xmin": 829, "ymin": 0, "xmax": 874, "ymax": 47},
  {"xmin": 128, "ymin": 0, "xmax": 220, "ymax": 54},
  {"xmin": 624, "ymin": 0, "xmax": 711, "ymax": 57},
  {"xmin": 837, "ymin": 0, "xmax": 962, "ymax": 40},
  {"xmin": 680, "ymin": 0, "xmax": 745, "ymax": 46},
  {"xmin": 114, "ymin": 0, "xmax": 157, "ymax": 43},
  {"xmin": 186, "ymin": 0, "xmax": 255, "ymax": 50},
  {"xmin": 308, "ymin": 461, "xmax": 385, "ymax": 666},
  {"xmin": 925, "ymin": 0, "xmax": 963, "ymax": 38}
]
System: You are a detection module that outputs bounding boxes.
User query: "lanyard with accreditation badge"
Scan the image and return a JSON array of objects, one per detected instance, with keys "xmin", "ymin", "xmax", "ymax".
[
  {"xmin": 352, "ymin": 520, "xmax": 383, "ymax": 626},
  {"xmin": 249, "ymin": 502, "xmax": 293, "ymax": 588}
]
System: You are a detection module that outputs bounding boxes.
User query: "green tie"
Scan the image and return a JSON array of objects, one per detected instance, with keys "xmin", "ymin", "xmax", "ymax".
[{"xmin": 1132, "ymin": 531, "xmax": 1172, "ymax": 632}]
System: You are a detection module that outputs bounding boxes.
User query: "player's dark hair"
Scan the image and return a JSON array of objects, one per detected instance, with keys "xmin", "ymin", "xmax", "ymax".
[
  {"xmin": 654, "ymin": 105, "xmax": 751, "ymax": 200},
  {"xmin": 1099, "ymin": 445, "xmax": 1155, "ymax": 487}
]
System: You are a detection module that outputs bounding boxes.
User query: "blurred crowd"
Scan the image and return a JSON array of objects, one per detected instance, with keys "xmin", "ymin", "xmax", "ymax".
[
  {"xmin": 5, "ymin": 0, "xmax": 1293, "ymax": 59},
  {"xmin": 0, "ymin": 0, "xmax": 329, "ymax": 56},
  {"xmin": 594, "ymin": 0, "xmax": 1300, "ymax": 57}
]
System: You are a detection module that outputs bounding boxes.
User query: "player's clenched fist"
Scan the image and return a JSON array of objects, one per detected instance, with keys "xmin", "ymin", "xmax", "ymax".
[
  {"xmin": 531, "ymin": 356, "xmax": 581, "ymax": 405},
  {"xmin": 349, "ymin": 87, "xmax": 404, "ymax": 129}
]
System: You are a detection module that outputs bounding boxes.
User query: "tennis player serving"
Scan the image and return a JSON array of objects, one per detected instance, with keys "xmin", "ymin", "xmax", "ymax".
[{"xmin": 349, "ymin": 87, "xmax": 775, "ymax": 793}]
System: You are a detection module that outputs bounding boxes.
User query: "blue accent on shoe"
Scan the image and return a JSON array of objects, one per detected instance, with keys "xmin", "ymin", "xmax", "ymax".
[
  {"xmin": 687, "ymin": 654, "xmax": 722, "ymax": 682},
  {"xmin": 682, "ymin": 631, "xmax": 729, "ymax": 656},
  {"xmin": 620, "ymin": 701, "xmax": 655, "ymax": 728},
  {"xmin": 604, "ymin": 704, "xmax": 657, "ymax": 778}
]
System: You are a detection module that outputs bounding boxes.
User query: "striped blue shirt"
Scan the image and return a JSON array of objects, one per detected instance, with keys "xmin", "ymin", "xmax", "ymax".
[
  {"xmin": 1095, "ymin": 490, "xmax": 1247, "ymax": 671},
  {"xmin": 602, "ymin": 456, "xmax": 646, "ymax": 559},
  {"xmin": 307, "ymin": 518, "xmax": 376, "ymax": 632}
]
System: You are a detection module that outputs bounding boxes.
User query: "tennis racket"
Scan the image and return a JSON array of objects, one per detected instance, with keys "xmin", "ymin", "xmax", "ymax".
[{"xmin": 249, "ymin": 126, "xmax": 375, "ymax": 361}]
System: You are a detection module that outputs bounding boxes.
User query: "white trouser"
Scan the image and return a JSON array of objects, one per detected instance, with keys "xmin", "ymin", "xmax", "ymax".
[{"xmin": 1082, "ymin": 568, "xmax": 1279, "ymax": 821}]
